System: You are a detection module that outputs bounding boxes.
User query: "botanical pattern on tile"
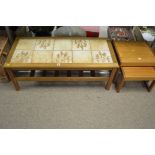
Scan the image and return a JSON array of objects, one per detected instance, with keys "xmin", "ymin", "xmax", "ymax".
[
  {"xmin": 90, "ymin": 40, "xmax": 109, "ymax": 51},
  {"xmin": 73, "ymin": 51, "xmax": 92, "ymax": 63},
  {"xmin": 72, "ymin": 40, "xmax": 90, "ymax": 50},
  {"xmin": 53, "ymin": 51, "xmax": 72, "ymax": 63},
  {"xmin": 34, "ymin": 39, "xmax": 54, "ymax": 50},
  {"xmin": 32, "ymin": 51, "xmax": 52, "ymax": 63},
  {"xmin": 16, "ymin": 39, "xmax": 36, "ymax": 50},
  {"xmin": 11, "ymin": 50, "xmax": 32, "ymax": 63},
  {"xmin": 54, "ymin": 39, "xmax": 72, "ymax": 50},
  {"xmin": 92, "ymin": 50, "xmax": 113, "ymax": 63}
]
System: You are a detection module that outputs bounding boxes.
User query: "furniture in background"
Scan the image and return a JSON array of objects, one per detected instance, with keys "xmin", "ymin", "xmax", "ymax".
[
  {"xmin": 4, "ymin": 37, "xmax": 118, "ymax": 90},
  {"xmin": 113, "ymin": 41, "xmax": 155, "ymax": 92},
  {"xmin": 108, "ymin": 27, "xmax": 135, "ymax": 41}
]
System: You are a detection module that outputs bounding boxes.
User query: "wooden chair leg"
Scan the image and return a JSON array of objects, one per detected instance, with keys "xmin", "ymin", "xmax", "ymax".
[
  {"xmin": 105, "ymin": 68, "xmax": 117, "ymax": 90},
  {"xmin": 6, "ymin": 70, "xmax": 20, "ymax": 91},
  {"xmin": 116, "ymin": 75, "xmax": 125, "ymax": 93}
]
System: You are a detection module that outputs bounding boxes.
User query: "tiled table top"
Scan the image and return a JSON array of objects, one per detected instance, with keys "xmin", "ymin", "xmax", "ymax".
[{"xmin": 5, "ymin": 37, "xmax": 118, "ymax": 69}]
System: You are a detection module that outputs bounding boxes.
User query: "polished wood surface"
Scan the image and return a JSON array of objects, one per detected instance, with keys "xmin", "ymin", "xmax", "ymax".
[
  {"xmin": 122, "ymin": 67, "xmax": 155, "ymax": 80},
  {"xmin": 113, "ymin": 41, "xmax": 155, "ymax": 66}
]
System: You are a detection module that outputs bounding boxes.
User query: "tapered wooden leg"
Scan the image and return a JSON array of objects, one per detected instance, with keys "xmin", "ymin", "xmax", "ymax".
[
  {"xmin": 105, "ymin": 68, "xmax": 117, "ymax": 90},
  {"xmin": 148, "ymin": 81, "xmax": 155, "ymax": 92},
  {"xmin": 113, "ymin": 68, "xmax": 120, "ymax": 83},
  {"xmin": 90, "ymin": 70, "xmax": 95, "ymax": 77},
  {"xmin": 67, "ymin": 70, "xmax": 71, "ymax": 77},
  {"xmin": 6, "ymin": 70, "xmax": 20, "ymax": 91},
  {"xmin": 4, "ymin": 69, "xmax": 11, "ymax": 81},
  {"xmin": 116, "ymin": 75, "xmax": 125, "ymax": 93}
]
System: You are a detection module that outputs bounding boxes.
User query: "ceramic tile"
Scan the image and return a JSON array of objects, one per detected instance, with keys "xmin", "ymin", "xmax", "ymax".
[
  {"xmin": 16, "ymin": 39, "xmax": 36, "ymax": 50},
  {"xmin": 92, "ymin": 50, "xmax": 113, "ymax": 63},
  {"xmin": 11, "ymin": 50, "xmax": 32, "ymax": 63},
  {"xmin": 90, "ymin": 40, "xmax": 109, "ymax": 51},
  {"xmin": 54, "ymin": 39, "xmax": 72, "ymax": 50},
  {"xmin": 34, "ymin": 39, "xmax": 54, "ymax": 50},
  {"xmin": 72, "ymin": 39, "xmax": 90, "ymax": 50},
  {"xmin": 53, "ymin": 51, "xmax": 72, "ymax": 63},
  {"xmin": 73, "ymin": 51, "xmax": 92, "ymax": 63},
  {"xmin": 32, "ymin": 51, "xmax": 52, "ymax": 63}
]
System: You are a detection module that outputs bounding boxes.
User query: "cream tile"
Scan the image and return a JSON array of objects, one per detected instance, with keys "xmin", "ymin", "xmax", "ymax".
[
  {"xmin": 16, "ymin": 39, "xmax": 36, "ymax": 50},
  {"xmin": 11, "ymin": 50, "xmax": 32, "ymax": 63},
  {"xmin": 90, "ymin": 40, "xmax": 109, "ymax": 51},
  {"xmin": 32, "ymin": 51, "xmax": 52, "ymax": 63},
  {"xmin": 54, "ymin": 39, "xmax": 72, "ymax": 50},
  {"xmin": 92, "ymin": 50, "xmax": 113, "ymax": 63},
  {"xmin": 73, "ymin": 51, "xmax": 92, "ymax": 63},
  {"xmin": 53, "ymin": 51, "xmax": 72, "ymax": 63},
  {"xmin": 34, "ymin": 39, "xmax": 54, "ymax": 50},
  {"xmin": 72, "ymin": 39, "xmax": 90, "ymax": 50}
]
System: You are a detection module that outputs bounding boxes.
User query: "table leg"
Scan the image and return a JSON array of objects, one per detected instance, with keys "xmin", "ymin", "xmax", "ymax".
[
  {"xmin": 116, "ymin": 75, "xmax": 125, "ymax": 93},
  {"xmin": 105, "ymin": 68, "xmax": 117, "ymax": 90},
  {"xmin": 148, "ymin": 81, "xmax": 155, "ymax": 92},
  {"xmin": 4, "ymin": 69, "xmax": 11, "ymax": 81},
  {"xmin": 6, "ymin": 69, "xmax": 20, "ymax": 91}
]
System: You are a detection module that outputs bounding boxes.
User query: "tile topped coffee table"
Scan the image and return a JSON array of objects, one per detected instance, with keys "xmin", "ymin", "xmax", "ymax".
[{"xmin": 4, "ymin": 37, "xmax": 118, "ymax": 90}]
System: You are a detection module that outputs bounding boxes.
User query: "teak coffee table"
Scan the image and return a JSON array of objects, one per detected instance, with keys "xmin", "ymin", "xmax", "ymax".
[
  {"xmin": 113, "ymin": 41, "xmax": 155, "ymax": 92},
  {"xmin": 4, "ymin": 37, "xmax": 118, "ymax": 90}
]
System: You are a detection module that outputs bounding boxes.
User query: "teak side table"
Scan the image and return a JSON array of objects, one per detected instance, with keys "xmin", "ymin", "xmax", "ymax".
[
  {"xmin": 113, "ymin": 41, "xmax": 155, "ymax": 92},
  {"xmin": 4, "ymin": 37, "xmax": 119, "ymax": 90}
]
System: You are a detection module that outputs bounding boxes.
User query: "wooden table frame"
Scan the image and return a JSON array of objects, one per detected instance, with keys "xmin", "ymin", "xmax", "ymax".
[
  {"xmin": 4, "ymin": 37, "xmax": 118, "ymax": 91},
  {"xmin": 113, "ymin": 40, "xmax": 155, "ymax": 92}
]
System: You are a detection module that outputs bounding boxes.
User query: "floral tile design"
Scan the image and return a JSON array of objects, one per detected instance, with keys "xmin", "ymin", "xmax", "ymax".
[
  {"xmin": 92, "ymin": 50, "xmax": 113, "ymax": 63},
  {"xmin": 11, "ymin": 50, "xmax": 32, "ymax": 63},
  {"xmin": 54, "ymin": 39, "xmax": 72, "ymax": 51},
  {"xmin": 32, "ymin": 51, "xmax": 52, "ymax": 63},
  {"xmin": 90, "ymin": 40, "xmax": 109, "ymax": 51},
  {"xmin": 34, "ymin": 39, "xmax": 54, "ymax": 50},
  {"xmin": 72, "ymin": 39, "xmax": 90, "ymax": 50},
  {"xmin": 16, "ymin": 39, "xmax": 36, "ymax": 50},
  {"xmin": 73, "ymin": 51, "xmax": 92, "ymax": 63},
  {"xmin": 52, "ymin": 51, "xmax": 72, "ymax": 63}
]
